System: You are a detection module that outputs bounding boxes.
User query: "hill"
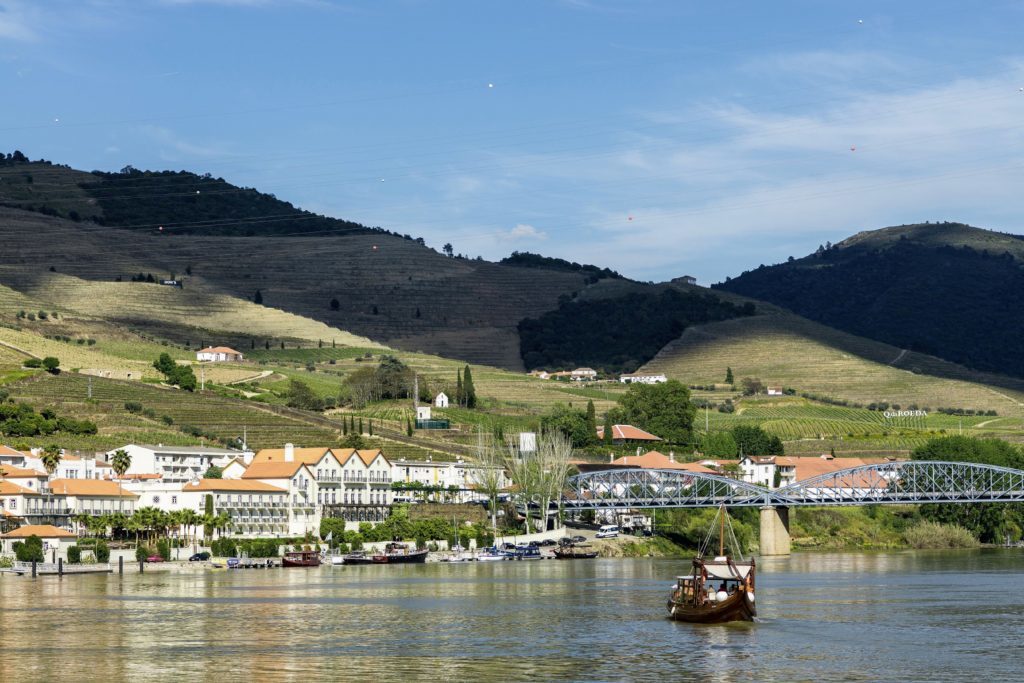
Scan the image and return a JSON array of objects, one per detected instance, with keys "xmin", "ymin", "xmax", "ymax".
[
  {"xmin": 0, "ymin": 155, "xmax": 752, "ymax": 371},
  {"xmin": 643, "ymin": 311, "xmax": 1024, "ymax": 417},
  {"xmin": 715, "ymin": 222, "xmax": 1024, "ymax": 377}
]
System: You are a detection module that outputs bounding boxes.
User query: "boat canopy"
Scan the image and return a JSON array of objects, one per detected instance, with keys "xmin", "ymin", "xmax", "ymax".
[{"xmin": 701, "ymin": 561, "xmax": 753, "ymax": 581}]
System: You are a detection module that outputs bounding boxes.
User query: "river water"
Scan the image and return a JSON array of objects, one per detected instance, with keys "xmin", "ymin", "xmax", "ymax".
[{"xmin": 2, "ymin": 550, "xmax": 1022, "ymax": 682}]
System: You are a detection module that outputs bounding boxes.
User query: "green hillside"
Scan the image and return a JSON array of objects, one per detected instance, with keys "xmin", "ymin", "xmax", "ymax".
[{"xmin": 717, "ymin": 222, "xmax": 1024, "ymax": 377}]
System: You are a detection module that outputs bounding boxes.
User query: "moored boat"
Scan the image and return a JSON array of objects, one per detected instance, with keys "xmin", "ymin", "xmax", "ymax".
[
  {"xmin": 372, "ymin": 542, "xmax": 428, "ymax": 564},
  {"xmin": 553, "ymin": 543, "xmax": 598, "ymax": 560},
  {"xmin": 340, "ymin": 550, "xmax": 373, "ymax": 565},
  {"xmin": 666, "ymin": 506, "xmax": 756, "ymax": 624},
  {"xmin": 475, "ymin": 546, "xmax": 508, "ymax": 562},
  {"xmin": 282, "ymin": 550, "xmax": 321, "ymax": 567}
]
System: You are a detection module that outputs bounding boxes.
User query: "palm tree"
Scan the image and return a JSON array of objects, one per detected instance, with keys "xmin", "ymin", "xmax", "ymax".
[
  {"xmin": 40, "ymin": 445, "xmax": 62, "ymax": 525},
  {"xmin": 214, "ymin": 512, "xmax": 230, "ymax": 540},
  {"xmin": 111, "ymin": 449, "xmax": 132, "ymax": 513}
]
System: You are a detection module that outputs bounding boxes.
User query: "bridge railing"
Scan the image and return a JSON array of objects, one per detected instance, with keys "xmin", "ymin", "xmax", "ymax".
[{"xmin": 562, "ymin": 461, "xmax": 1024, "ymax": 509}]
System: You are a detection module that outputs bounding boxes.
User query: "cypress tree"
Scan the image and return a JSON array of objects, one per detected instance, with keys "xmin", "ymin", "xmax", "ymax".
[
  {"xmin": 463, "ymin": 365, "xmax": 477, "ymax": 409},
  {"xmin": 342, "ymin": 418, "xmax": 348, "ymax": 435},
  {"xmin": 359, "ymin": 418, "xmax": 364, "ymax": 434},
  {"xmin": 407, "ymin": 418, "xmax": 413, "ymax": 437},
  {"xmin": 369, "ymin": 419, "xmax": 374, "ymax": 436},
  {"xmin": 585, "ymin": 400, "xmax": 597, "ymax": 444},
  {"xmin": 725, "ymin": 367, "xmax": 734, "ymax": 384},
  {"xmin": 456, "ymin": 370, "xmax": 464, "ymax": 407},
  {"xmin": 603, "ymin": 411, "xmax": 613, "ymax": 445}
]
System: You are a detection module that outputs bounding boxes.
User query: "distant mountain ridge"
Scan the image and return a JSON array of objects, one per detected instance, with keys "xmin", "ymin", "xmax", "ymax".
[{"xmin": 716, "ymin": 222, "xmax": 1024, "ymax": 378}]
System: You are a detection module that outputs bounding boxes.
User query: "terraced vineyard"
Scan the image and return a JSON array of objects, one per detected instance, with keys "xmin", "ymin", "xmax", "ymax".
[
  {"xmin": 646, "ymin": 313, "xmax": 1024, "ymax": 417},
  {"xmin": 6, "ymin": 373, "xmax": 341, "ymax": 450}
]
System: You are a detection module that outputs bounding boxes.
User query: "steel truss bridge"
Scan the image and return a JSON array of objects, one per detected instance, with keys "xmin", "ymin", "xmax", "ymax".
[{"xmin": 561, "ymin": 461, "xmax": 1024, "ymax": 510}]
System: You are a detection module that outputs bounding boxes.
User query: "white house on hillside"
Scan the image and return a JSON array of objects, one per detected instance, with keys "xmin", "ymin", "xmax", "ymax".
[
  {"xmin": 196, "ymin": 346, "xmax": 244, "ymax": 362},
  {"xmin": 434, "ymin": 392, "xmax": 449, "ymax": 408},
  {"xmin": 619, "ymin": 373, "xmax": 667, "ymax": 384}
]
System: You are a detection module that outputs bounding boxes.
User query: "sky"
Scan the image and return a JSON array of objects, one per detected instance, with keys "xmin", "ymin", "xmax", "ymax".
[{"xmin": 2, "ymin": 0, "xmax": 1023, "ymax": 284}]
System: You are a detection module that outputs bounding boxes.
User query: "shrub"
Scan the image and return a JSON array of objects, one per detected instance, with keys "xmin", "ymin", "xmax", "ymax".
[
  {"xmin": 67, "ymin": 545, "xmax": 82, "ymax": 564},
  {"xmin": 95, "ymin": 541, "xmax": 110, "ymax": 562},
  {"xmin": 14, "ymin": 535, "xmax": 45, "ymax": 562},
  {"xmin": 135, "ymin": 545, "xmax": 151, "ymax": 562},
  {"xmin": 156, "ymin": 538, "xmax": 171, "ymax": 561},
  {"xmin": 124, "ymin": 401, "xmax": 143, "ymax": 414},
  {"xmin": 23, "ymin": 358, "xmax": 42, "ymax": 368},
  {"xmin": 903, "ymin": 521, "xmax": 979, "ymax": 549}
]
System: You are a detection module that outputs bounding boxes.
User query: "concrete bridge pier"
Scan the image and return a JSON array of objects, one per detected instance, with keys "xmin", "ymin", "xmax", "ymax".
[{"xmin": 759, "ymin": 505, "xmax": 791, "ymax": 556}]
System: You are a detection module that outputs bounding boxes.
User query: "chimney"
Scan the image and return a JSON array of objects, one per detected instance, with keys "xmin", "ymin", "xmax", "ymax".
[
  {"xmin": 284, "ymin": 443, "xmax": 294, "ymax": 462},
  {"xmin": 609, "ymin": 452, "xmax": 614, "ymax": 463},
  {"xmin": 669, "ymin": 451, "xmax": 675, "ymax": 462}
]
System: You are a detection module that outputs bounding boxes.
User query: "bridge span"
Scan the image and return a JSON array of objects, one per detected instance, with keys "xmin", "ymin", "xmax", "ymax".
[{"xmin": 561, "ymin": 461, "xmax": 1024, "ymax": 556}]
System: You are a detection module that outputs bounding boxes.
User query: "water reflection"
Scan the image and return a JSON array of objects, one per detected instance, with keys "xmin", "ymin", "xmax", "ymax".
[{"xmin": 1, "ymin": 551, "xmax": 1022, "ymax": 681}]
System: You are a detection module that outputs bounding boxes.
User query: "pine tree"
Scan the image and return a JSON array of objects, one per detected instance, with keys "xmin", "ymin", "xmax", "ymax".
[
  {"xmin": 463, "ymin": 365, "xmax": 477, "ymax": 409},
  {"xmin": 603, "ymin": 411, "xmax": 613, "ymax": 445},
  {"xmin": 725, "ymin": 367, "xmax": 734, "ymax": 384}
]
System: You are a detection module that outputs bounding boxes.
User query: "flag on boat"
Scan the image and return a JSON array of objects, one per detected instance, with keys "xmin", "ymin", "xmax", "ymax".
[{"xmin": 324, "ymin": 531, "xmax": 333, "ymax": 543}]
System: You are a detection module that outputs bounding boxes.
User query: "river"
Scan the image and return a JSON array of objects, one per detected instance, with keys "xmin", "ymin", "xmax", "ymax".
[{"xmin": 2, "ymin": 550, "xmax": 1022, "ymax": 681}]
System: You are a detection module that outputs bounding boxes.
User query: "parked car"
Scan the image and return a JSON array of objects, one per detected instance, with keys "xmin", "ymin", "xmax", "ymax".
[
  {"xmin": 571, "ymin": 535, "xmax": 586, "ymax": 544},
  {"xmin": 538, "ymin": 539, "xmax": 557, "ymax": 547},
  {"xmin": 595, "ymin": 525, "xmax": 619, "ymax": 539},
  {"xmin": 145, "ymin": 555, "xmax": 165, "ymax": 563},
  {"xmin": 188, "ymin": 552, "xmax": 211, "ymax": 562}
]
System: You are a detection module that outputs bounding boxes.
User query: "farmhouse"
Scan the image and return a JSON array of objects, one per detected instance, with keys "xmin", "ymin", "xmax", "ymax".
[
  {"xmin": 196, "ymin": 346, "xmax": 244, "ymax": 362},
  {"xmin": 571, "ymin": 367, "xmax": 598, "ymax": 381},
  {"xmin": 766, "ymin": 386, "xmax": 784, "ymax": 396}
]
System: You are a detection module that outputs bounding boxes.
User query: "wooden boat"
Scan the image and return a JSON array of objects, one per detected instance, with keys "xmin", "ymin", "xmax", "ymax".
[
  {"xmin": 372, "ymin": 542, "xmax": 428, "ymax": 564},
  {"xmin": 666, "ymin": 506, "xmax": 756, "ymax": 624},
  {"xmin": 553, "ymin": 543, "xmax": 598, "ymax": 560},
  {"xmin": 341, "ymin": 550, "xmax": 373, "ymax": 565},
  {"xmin": 282, "ymin": 550, "xmax": 321, "ymax": 567}
]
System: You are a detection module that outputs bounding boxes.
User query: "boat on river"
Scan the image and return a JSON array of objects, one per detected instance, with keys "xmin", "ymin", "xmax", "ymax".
[
  {"xmin": 475, "ymin": 547, "xmax": 508, "ymax": 562},
  {"xmin": 282, "ymin": 550, "xmax": 321, "ymax": 567},
  {"xmin": 339, "ymin": 550, "xmax": 374, "ymax": 565},
  {"xmin": 666, "ymin": 506, "xmax": 756, "ymax": 624},
  {"xmin": 553, "ymin": 543, "xmax": 598, "ymax": 560},
  {"xmin": 372, "ymin": 542, "xmax": 428, "ymax": 564}
]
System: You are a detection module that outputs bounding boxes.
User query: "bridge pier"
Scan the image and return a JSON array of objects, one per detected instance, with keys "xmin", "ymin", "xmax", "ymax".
[{"xmin": 759, "ymin": 505, "xmax": 791, "ymax": 556}]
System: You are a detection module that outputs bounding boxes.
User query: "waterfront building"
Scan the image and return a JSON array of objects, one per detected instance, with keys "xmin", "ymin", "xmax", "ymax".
[
  {"xmin": 241, "ymin": 460, "xmax": 320, "ymax": 536},
  {"xmin": 390, "ymin": 457, "xmax": 509, "ymax": 502},
  {"xmin": 105, "ymin": 444, "xmax": 248, "ymax": 483},
  {"xmin": 0, "ymin": 524, "xmax": 77, "ymax": 557},
  {"xmin": 182, "ymin": 479, "xmax": 289, "ymax": 537}
]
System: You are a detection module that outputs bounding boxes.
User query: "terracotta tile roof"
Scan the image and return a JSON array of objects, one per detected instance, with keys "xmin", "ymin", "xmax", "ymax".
[
  {"xmin": 596, "ymin": 425, "xmax": 663, "ymax": 441},
  {"xmin": 252, "ymin": 447, "xmax": 335, "ymax": 466},
  {"xmin": 198, "ymin": 346, "xmax": 242, "ymax": 355},
  {"xmin": 184, "ymin": 479, "xmax": 287, "ymax": 493},
  {"xmin": 1, "ymin": 524, "xmax": 76, "ymax": 539},
  {"xmin": 333, "ymin": 448, "xmax": 389, "ymax": 467},
  {"xmin": 0, "ymin": 445, "xmax": 28, "ymax": 457},
  {"xmin": 0, "ymin": 465, "xmax": 47, "ymax": 478},
  {"xmin": 609, "ymin": 451, "xmax": 716, "ymax": 473},
  {"xmin": 0, "ymin": 480, "xmax": 39, "ymax": 495},
  {"xmin": 774, "ymin": 456, "xmax": 891, "ymax": 481},
  {"xmin": 241, "ymin": 461, "xmax": 308, "ymax": 479},
  {"xmin": 47, "ymin": 479, "xmax": 139, "ymax": 498},
  {"xmin": 107, "ymin": 473, "xmax": 163, "ymax": 480}
]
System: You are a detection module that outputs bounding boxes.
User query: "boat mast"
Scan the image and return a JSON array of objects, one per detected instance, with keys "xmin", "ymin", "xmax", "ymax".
[{"xmin": 719, "ymin": 504, "xmax": 725, "ymax": 556}]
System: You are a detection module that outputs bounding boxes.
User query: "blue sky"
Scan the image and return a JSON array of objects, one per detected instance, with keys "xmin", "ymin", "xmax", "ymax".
[{"xmin": 2, "ymin": 1, "xmax": 1023, "ymax": 283}]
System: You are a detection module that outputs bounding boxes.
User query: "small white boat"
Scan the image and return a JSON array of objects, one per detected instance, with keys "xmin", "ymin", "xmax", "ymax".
[
  {"xmin": 475, "ymin": 547, "xmax": 507, "ymax": 562},
  {"xmin": 330, "ymin": 554, "xmax": 346, "ymax": 566}
]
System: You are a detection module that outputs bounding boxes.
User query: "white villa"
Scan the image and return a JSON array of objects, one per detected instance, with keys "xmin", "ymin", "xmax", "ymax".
[
  {"xmin": 434, "ymin": 392, "xmax": 449, "ymax": 408},
  {"xmin": 196, "ymin": 346, "xmax": 244, "ymax": 362}
]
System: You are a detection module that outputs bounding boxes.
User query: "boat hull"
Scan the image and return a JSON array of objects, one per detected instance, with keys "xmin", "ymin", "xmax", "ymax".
[
  {"xmin": 667, "ymin": 589, "xmax": 756, "ymax": 624},
  {"xmin": 372, "ymin": 549, "xmax": 429, "ymax": 564}
]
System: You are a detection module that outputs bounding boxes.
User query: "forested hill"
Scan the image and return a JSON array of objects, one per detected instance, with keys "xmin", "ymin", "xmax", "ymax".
[
  {"xmin": 0, "ymin": 153, "xmax": 389, "ymax": 238},
  {"xmin": 715, "ymin": 222, "xmax": 1024, "ymax": 378}
]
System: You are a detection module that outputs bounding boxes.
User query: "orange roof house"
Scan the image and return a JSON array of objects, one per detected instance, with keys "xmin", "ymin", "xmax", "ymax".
[
  {"xmin": 596, "ymin": 425, "xmax": 663, "ymax": 443},
  {"xmin": 1, "ymin": 524, "xmax": 76, "ymax": 539},
  {"xmin": 47, "ymin": 479, "xmax": 139, "ymax": 498},
  {"xmin": 184, "ymin": 479, "xmax": 287, "ymax": 493}
]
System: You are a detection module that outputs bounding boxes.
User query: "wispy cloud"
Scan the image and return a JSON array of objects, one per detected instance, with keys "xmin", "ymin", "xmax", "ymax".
[
  {"xmin": 139, "ymin": 124, "xmax": 235, "ymax": 160},
  {"xmin": 501, "ymin": 223, "xmax": 547, "ymax": 242},
  {"xmin": 0, "ymin": 1, "xmax": 39, "ymax": 42}
]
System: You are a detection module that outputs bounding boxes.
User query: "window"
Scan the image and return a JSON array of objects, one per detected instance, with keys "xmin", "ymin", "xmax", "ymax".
[
  {"xmin": 171, "ymin": 496, "xmax": 177, "ymax": 504},
  {"xmin": 9, "ymin": 499, "xmax": 16, "ymax": 510},
  {"xmin": 153, "ymin": 496, "xmax": 160, "ymax": 504}
]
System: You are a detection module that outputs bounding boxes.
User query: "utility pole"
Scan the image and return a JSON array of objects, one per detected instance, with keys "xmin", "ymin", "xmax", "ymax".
[
  {"xmin": 87, "ymin": 376, "xmax": 92, "ymax": 399},
  {"xmin": 201, "ymin": 367, "xmax": 205, "ymax": 391}
]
